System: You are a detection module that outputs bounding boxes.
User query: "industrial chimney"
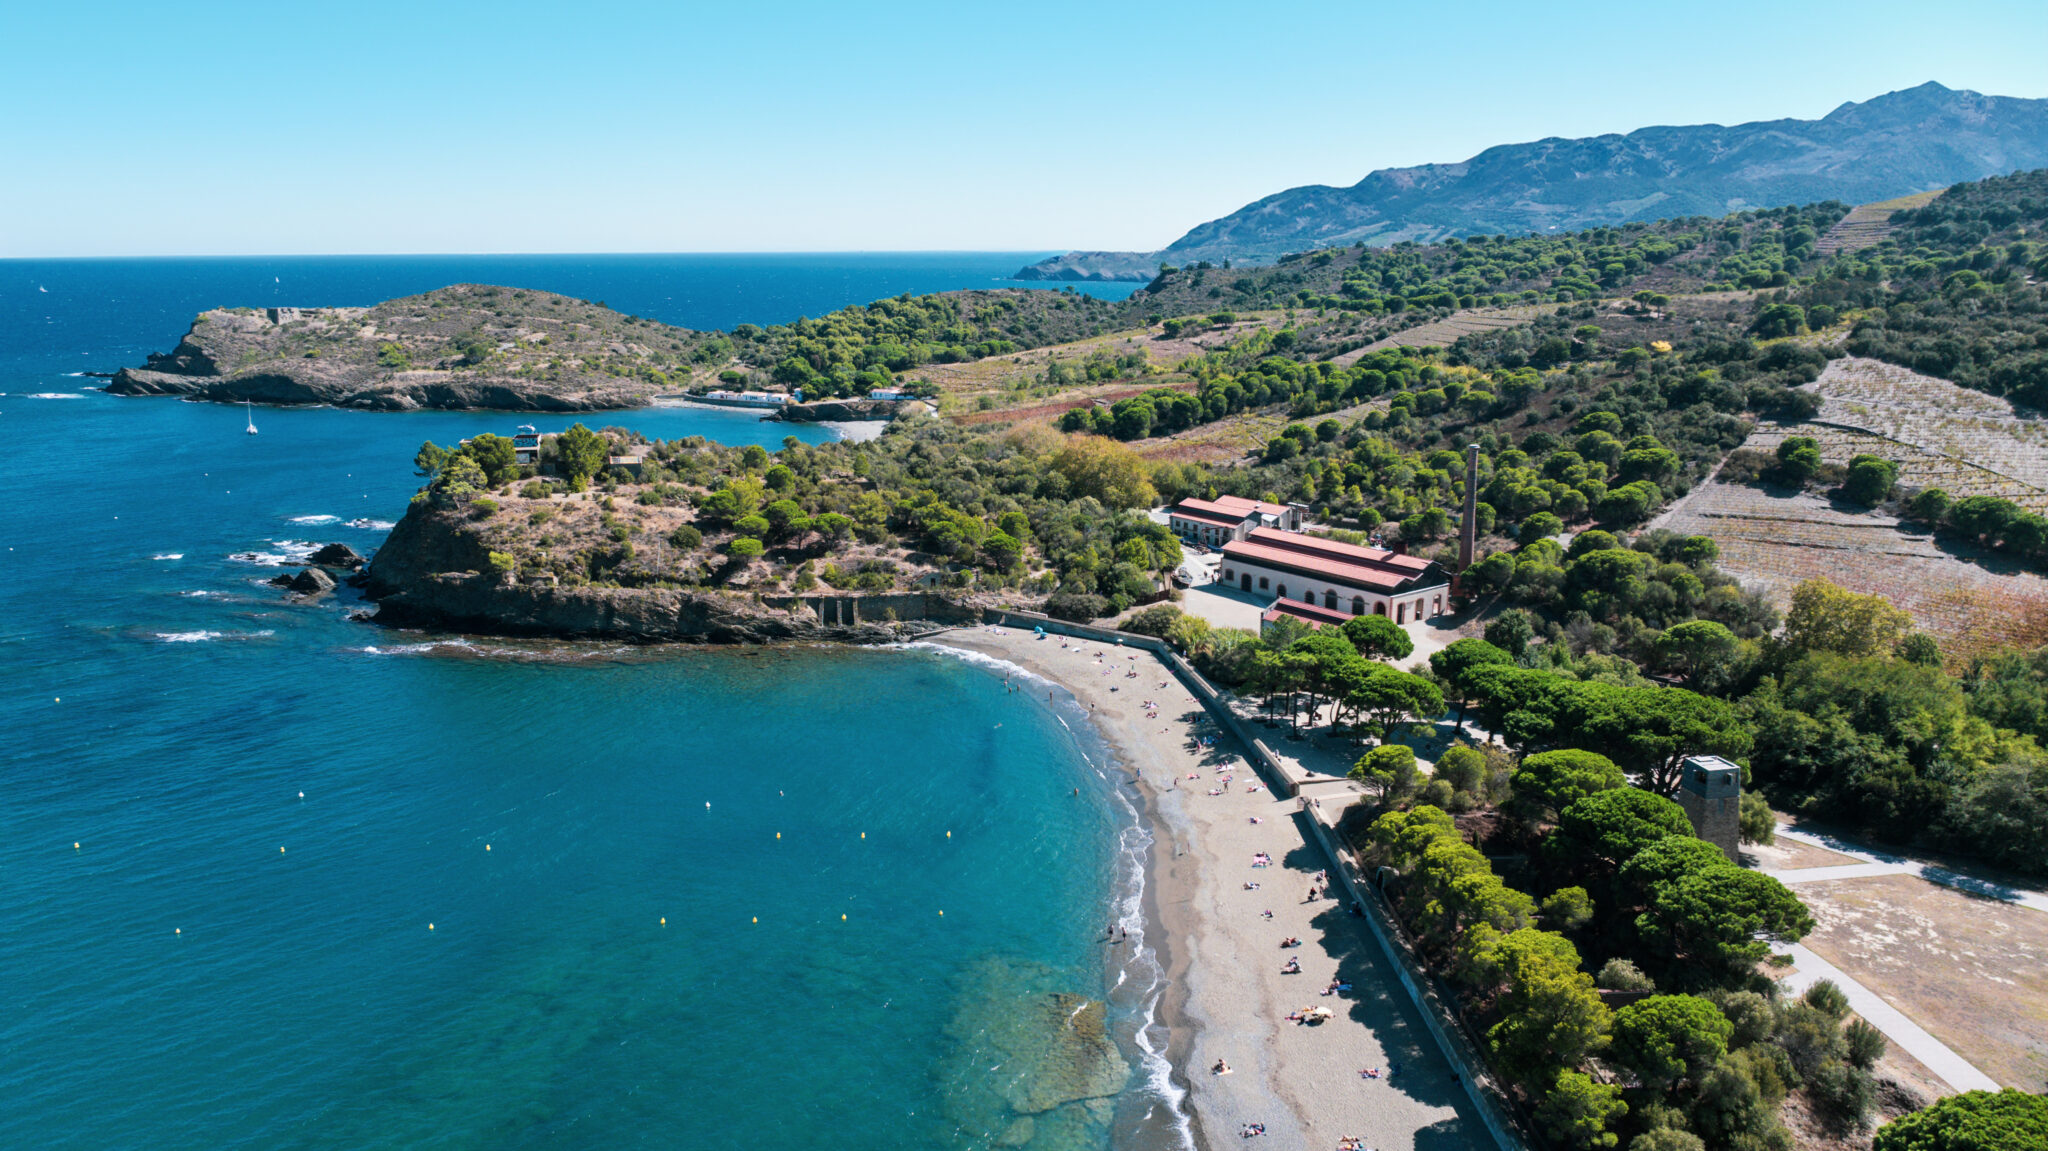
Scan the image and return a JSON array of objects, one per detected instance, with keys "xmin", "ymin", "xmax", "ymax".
[{"xmin": 1458, "ymin": 443, "xmax": 1480, "ymax": 570}]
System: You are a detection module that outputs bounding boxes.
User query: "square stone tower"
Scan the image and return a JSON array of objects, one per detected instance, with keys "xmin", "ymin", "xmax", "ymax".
[{"xmin": 1677, "ymin": 755, "xmax": 1743, "ymax": 861}]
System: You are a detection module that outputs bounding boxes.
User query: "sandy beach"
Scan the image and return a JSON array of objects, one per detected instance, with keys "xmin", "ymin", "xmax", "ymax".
[{"xmin": 934, "ymin": 627, "xmax": 1484, "ymax": 1151}]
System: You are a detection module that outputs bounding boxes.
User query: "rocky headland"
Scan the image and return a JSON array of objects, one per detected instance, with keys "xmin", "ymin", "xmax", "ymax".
[
  {"xmin": 362, "ymin": 489, "xmax": 978, "ymax": 644},
  {"xmin": 772, "ymin": 397, "xmax": 909, "ymax": 423},
  {"xmin": 110, "ymin": 284, "xmax": 712, "ymax": 411}
]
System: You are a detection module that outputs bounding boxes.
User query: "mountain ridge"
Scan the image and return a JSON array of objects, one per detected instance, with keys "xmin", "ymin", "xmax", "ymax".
[{"xmin": 1018, "ymin": 82, "xmax": 2048, "ymax": 281}]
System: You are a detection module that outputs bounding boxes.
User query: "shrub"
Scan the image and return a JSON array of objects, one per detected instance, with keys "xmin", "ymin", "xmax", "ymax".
[
  {"xmin": 669, "ymin": 524, "xmax": 703, "ymax": 550},
  {"xmin": 1597, "ymin": 958, "xmax": 1655, "ymax": 992},
  {"xmin": 1120, "ymin": 603, "xmax": 1183, "ymax": 638},
  {"xmin": 486, "ymin": 551, "xmax": 515, "ymax": 574},
  {"xmin": 1844, "ymin": 1018, "xmax": 1887, "ymax": 1069},
  {"xmin": 1802, "ymin": 980, "xmax": 1851, "ymax": 1022},
  {"xmin": 1875, "ymin": 1089, "xmax": 2048, "ymax": 1151},
  {"xmin": 1044, "ymin": 592, "xmax": 1109, "ymax": 622},
  {"xmin": 469, "ymin": 497, "xmax": 498, "ymax": 518},
  {"xmin": 1808, "ymin": 1060, "xmax": 1876, "ymax": 1128},
  {"xmin": 728, "ymin": 537, "xmax": 764, "ymax": 559}
]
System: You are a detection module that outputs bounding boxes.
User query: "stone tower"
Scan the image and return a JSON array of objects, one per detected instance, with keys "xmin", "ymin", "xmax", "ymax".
[
  {"xmin": 1676, "ymin": 755, "xmax": 1743, "ymax": 861},
  {"xmin": 1458, "ymin": 443, "xmax": 1480, "ymax": 570}
]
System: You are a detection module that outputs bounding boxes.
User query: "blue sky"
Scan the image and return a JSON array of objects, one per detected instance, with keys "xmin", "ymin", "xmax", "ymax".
[{"xmin": 4, "ymin": 0, "xmax": 2044, "ymax": 257}]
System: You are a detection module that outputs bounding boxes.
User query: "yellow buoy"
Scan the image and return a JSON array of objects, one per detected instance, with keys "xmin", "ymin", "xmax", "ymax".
[
  {"xmin": 841, "ymin": 914, "xmax": 847, "ymax": 921},
  {"xmin": 776, "ymin": 832, "xmax": 781, "ymax": 839},
  {"xmin": 660, "ymin": 917, "xmax": 667, "ymax": 926},
  {"xmin": 939, "ymin": 910, "xmax": 945, "ymax": 916},
  {"xmin": 946, "ymin": 831, "xmax": 952, "ymax": 838},
  {"xmin": 485, "ymin": 844, "xmax": 491, "ymax": 851},
  {"xmin": 860, "ymin": 832, "xmax": 866, "ymax": 840},
  {"xmin": 74, "ymin": 842, "xmax": 80, "ymax": 850},
  {"xmin": 280, "ymin": 847, "xmax": 286, "ymax": 854},
  {"xmin": 175, "ymin": 928, "xmax": 181, "ymax": 934},
  {"xmin": 428, "ymin": 923, "xmax": 435, "ymax": 931},
  {"xmin": 752, "ymin": 917, "xmax": 758, "ymax": 924}
]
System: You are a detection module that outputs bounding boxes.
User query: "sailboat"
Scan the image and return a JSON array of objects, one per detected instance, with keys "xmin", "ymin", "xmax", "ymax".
[{"xmin": 245, "ymin": 400, "xmax": 259, "ymax": 435}]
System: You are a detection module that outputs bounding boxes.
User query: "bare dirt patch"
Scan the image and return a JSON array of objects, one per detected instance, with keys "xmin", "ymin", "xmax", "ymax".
[
  {"xmin": 1748, "ymin": 835, "xmax": 1866, "ymax": 872},
  {"xmin": 1796, "ymin": 873, "xmax": 2048, "ymax": 1092}
]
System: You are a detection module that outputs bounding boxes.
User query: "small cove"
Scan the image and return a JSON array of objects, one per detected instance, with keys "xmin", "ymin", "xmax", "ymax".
[{"xmin": 0, "ymin": 256, "xmax": 1158, "ymax": 1150}]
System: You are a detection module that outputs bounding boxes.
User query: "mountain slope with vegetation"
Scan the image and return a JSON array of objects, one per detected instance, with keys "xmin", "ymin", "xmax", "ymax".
[{"xmin": 1020, "ymin": 83, "xmax": 2048, "ymax": 280}]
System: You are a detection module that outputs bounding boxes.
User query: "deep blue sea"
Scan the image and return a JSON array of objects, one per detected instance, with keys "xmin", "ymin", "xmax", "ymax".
[{"xmin": 0, "ymin": 256, "xmax": 1167, "ymax": 1150}]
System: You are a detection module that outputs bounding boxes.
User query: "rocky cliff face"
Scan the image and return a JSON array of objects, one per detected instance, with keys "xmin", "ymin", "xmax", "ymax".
[
  {"xmin": 108, "ymin": 286, "xmax": 701, "ymax": 411},
  {"xmin": 363, "ymin": 502, "xmax": 960, "ymax": 644}
]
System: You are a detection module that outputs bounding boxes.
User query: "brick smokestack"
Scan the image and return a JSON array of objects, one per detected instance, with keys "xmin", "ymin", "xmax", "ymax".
[{"xmin": 1459, "ymin": 443, "xmax": 1480, "ymax": 571}]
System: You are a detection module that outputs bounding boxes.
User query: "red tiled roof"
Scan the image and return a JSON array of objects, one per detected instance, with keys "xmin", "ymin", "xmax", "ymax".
[
  {"xmin": 1222, "ymin": 529, "xmax": 1442, "ymax": 592},
  {"xmin": 1263, "ymin": 600, "xmax": 1355, "ymax": 628},
  {"xmin": 1211, "ymin": 494, "xmax": 1292, "ymax": 518},
  {"xmin": 1172, "ymin": 497, "xmax": 1256, "ymax": 521},
  {"xmin": 1168, "ymin": 507, "xmax": 1246, "ymax": 530},
  {"xmin": 1244, "ymin": 527, "xmax": 1432, "ymax": 572}
]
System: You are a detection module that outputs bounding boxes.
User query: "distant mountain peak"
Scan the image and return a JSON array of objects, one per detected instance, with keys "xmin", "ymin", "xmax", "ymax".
[{"xmin": 1015, "ymin": 83, "xmax": 2048, "ymax": 282}]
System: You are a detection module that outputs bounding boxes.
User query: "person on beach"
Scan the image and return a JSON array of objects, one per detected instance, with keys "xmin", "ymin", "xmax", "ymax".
[{"xmin": 1212, "ymin": 1058, "xmax": 1231, "ymax": 1075}]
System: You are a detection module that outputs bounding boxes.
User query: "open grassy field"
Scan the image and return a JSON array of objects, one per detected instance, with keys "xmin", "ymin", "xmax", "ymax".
[{"xmin": 1797, "ymin": 872, "xmax": 2048, "ymax": 1093}]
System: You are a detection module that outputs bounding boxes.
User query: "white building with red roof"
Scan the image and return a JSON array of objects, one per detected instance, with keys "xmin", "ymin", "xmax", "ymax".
[
  {"xmin": 1165, "ymin": 495, "xmax": 1304, "ymax": 548},
  {"xmin": 1220, "ymin": 528, "xmax": 1451, "ymax": 625}
]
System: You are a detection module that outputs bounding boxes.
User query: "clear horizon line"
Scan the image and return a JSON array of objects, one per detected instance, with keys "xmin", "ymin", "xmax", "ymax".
[{"xmin": 0, "ymin": 248, "xmax": 1078, "ymax": 263}]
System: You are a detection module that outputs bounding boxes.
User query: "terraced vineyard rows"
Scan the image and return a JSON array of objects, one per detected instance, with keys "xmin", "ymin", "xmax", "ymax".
[
  {"xmin": 1330, "ymin": 303, "xmax": 1560, "ymax": 365},
  {"xmin": 1813, "ymin": 189, "xmax": 1943, "ymax": 254},
  {"xmin": 1789, "ymin": 356, "xmax": 2048, "ymax": 511},
  {"xmin": 1653, "ymin": 483, "xmax": 2048, "ymax": 658}
]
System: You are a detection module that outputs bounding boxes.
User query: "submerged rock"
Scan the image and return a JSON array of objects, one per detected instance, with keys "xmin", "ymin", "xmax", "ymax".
[{"xmin": 938, "ymin": 957, "xmax": 1129, "ymax": 1148}]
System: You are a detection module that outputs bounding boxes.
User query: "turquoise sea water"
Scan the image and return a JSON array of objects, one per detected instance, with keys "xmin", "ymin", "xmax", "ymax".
[{"xmin": 0, "ymin": 257, "xmax": 1167, "ymax": 1150}]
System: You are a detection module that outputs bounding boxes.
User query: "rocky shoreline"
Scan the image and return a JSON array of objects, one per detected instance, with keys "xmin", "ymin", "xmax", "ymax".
[{"xmin": 360, "ymin": 501, "xmax": 978, "ymax": 644}]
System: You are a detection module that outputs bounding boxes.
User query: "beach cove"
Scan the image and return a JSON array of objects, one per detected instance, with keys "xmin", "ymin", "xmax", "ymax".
[
  {"xmin": 932, "ymin": 628, "xmax": 1486, "ymax": 1150},
  {"xmin": 0, "ymin": 255, "xmax": 1148, "ymax": 1151}
]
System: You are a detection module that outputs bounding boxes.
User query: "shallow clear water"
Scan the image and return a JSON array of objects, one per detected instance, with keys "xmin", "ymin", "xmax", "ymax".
[{"xmin": 0, "ymin": 257, "xmax": 1155, "ymax": 1150}]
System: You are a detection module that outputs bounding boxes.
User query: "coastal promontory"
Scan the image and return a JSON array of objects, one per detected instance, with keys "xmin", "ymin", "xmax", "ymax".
[{"xmin": 110, "ymin": 285, "xmax": 711, "ymax": 411}]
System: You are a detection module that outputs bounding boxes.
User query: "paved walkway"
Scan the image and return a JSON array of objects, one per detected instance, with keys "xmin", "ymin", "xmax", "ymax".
[
  {"xmin": 1761, "ymin": 822, "xmax": 2048, "ymax": 1094},
  {"xmin": 1771, "ymin": 941, "xmax": 2000, "ymax": 1094},
  {"xmin": 1767, "ymin": 825, "xmax": 2048, "ymax": 914}
]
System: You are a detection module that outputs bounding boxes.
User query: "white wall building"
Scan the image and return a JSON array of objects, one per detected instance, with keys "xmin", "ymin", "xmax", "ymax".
[{"xmin": 1219, "ymin": 528, "xmax": 1451, "ymax": 624}]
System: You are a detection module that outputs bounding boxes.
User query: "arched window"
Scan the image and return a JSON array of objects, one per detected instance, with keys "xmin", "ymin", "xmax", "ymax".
[
  {"xmin": 1352, "ymin": 596, "xmax": 1365, "ymax": 615},
  {"xmin": 1374, "ymin": 602, "xmax": 1386, "ymax": 616},
  {"xmin": 1275, "ymin": 584, "xmax": 1286, "ymax": 598},
  {"xmin": 1396, "ymin": 603, "xmax": 1407, "ymax": 624},
  {"xmin": 1301, "ymin": 589, "xmax": 1314, "ymax": 604},
  {"xmin": 1324, "ymin": 590, "xmax": 1338, "ymax": 609},
  {"xmin": 1241, "ymin": 573, "xmax": 1252, "ymax": 591},
  {"xmin": 1259, "ymin": 577, "xmax": 1269, "ymax": 590}
]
